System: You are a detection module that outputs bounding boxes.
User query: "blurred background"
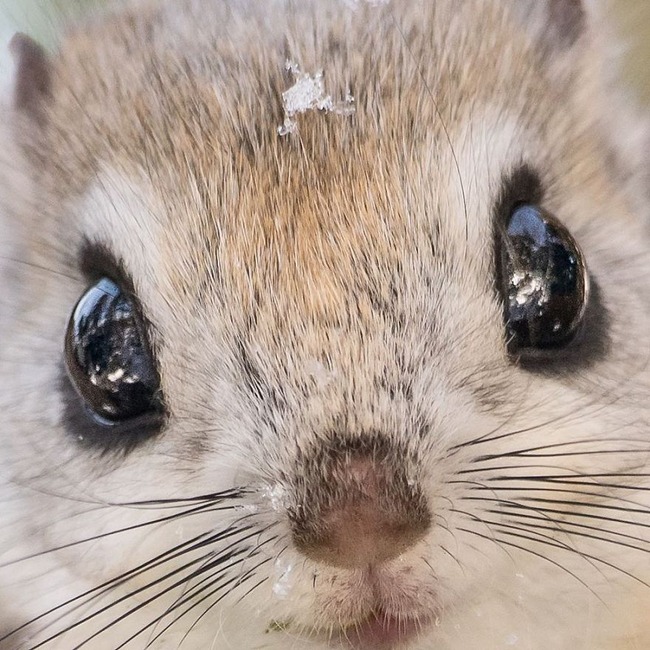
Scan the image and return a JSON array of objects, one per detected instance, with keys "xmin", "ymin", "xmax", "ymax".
[
  {"xmin": 0, "ymin": 0, "xmax": 648, "ymax": 103},
  {"xmin": 608, "ymin": 0, "xmax": 650, "ymax": 105}
]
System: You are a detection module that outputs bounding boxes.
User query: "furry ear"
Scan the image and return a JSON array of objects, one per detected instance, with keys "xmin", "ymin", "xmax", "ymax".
[
  {"xmin": 513, "ymin": 0, "xmax": 588, "ymax": 52},
  {"xmin": 547, "ymin": 0, "xmax": 586, "ymax": 48},
  {"xmin": 9, "ymin": 33, "xmax": 52, "ymax": 124}
]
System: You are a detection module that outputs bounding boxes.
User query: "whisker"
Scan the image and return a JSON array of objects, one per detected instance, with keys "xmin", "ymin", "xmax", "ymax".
[
  {"xmin": 12, "ymin": 521, "xmax": 253, "ymax": 648},
  {"xmin": 469, "ymin": 439, "xmax": 650, "ymax": 464},
  {"xmin": 143, "ymin": 540, "xmax": 277, "ymax": 649},
  {"xmin": 65, "ymin": 525, "xmax": 269, "ymax": 649},
  {"xmin": 0, "ymin": 529, "xmax": 213, "ymax": 644},
  {"xmin": 499, "ymin": 515, "xmax": 650, "ymax": 554},
  {"xmin": 0, "ymin": 498, "xmax": 242, "ymax": 569},
  {"xmin": 0, "ymin": 254, "xmax": 80, "ymax": 283},
  {"xmin": 461, "ymin": 496, "xmax": 650, "ymax": 527},
  {"xmin": 493, "ymin": 525, "xmax": 650, "ymax": 589},
  {"xmin": 147, "ymin": 526, "xmax": 279, "ymax": 643},
  {"xmin": 172, "ymin": 556, "xmax": 274, "ymax": 649},
  {"xmin": 453, "ymin": 479, "xmax": 650, "ymax": 511},
  {"xmin": 457, "ymin": 526, "xmax": 601, "ymax": 600}
]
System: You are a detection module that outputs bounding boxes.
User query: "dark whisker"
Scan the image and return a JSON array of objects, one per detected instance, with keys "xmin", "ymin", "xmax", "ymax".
[
  {"xmin": 499, "ymin": 515, "xmax": 650, "ymax": 554},
  {"xmin": 68, "ymin": 525, "xmax": 270, "ymax": 649},
  {"xmin": 493, "ymin": 526, "xmax": 650, "ymax": 589},
  {"xmin": 457, "ymin": 526, "xmax": 601, "ymax": 600},
  {"xmin": 18, "ymin": 522, "xmax": 253, "ymax": 648},
  {"xmin": 454, "ymin": 480, "xmax": 650, "ymax": 511},
  {"xmin": 461, "ymin": 496, "xmax": 650, "ymax": 528},
  {"xmin": 470, "ymin": 440, "xmax": 650, "ymax": 464},
  {"xmin": 0, "ymin": 529, "xmax": 213, "ymax": 643},
  {"xmin": 146, "ymin": 526, "xmax": 279, "ymax": 644},
  {"xmin": 142, "ymin": 540, "xmax": 277, "ymax": 649},
  {"xmin": 0, "ymin": 498, "xmax": 241, "ymax": 569},
  {"xmin": 172, "ymin": 556, "xmax": 274, "ymax": 649}
]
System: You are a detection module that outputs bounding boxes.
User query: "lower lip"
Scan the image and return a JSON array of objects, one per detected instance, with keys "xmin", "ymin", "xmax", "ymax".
[{"xmin": 343, "ymin": 611, "xmax": 427, "ymax": 649}]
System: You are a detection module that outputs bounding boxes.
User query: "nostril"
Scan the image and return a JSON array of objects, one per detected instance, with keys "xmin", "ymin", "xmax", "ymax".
[{"xmin": 289, "ymin": 446, "xmax": 430, "ymax": 570}]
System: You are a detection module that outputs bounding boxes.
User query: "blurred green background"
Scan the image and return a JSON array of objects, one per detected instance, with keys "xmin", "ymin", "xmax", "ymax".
[{"xmin": 0, "ymin": 0, "xmax": 648, "ymax": 104}]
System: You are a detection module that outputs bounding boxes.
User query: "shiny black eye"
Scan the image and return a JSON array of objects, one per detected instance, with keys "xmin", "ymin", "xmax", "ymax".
[
  {"xmin": 498, "ymin": 204, "xmax": 589, "ymax": 354},
  {"xmin": 64, "ymin": 278, "xmax": 162, "ymax": 423}
]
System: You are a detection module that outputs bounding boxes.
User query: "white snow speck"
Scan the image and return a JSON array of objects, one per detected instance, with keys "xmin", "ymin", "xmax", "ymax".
[
  {"xmin": 272, "ymin": 556, "xmax": 295, "ymax": 598},
  {"xmin": 236, "ymin": 503, "xmax": 259, "ymax": 514},
  {"xmin": 278, "ymin": 60, "xmax": 355, "ymax": 136},
  {"xmin": 263, "ymin": 483, "xmax": 287, "ymax": 512}
]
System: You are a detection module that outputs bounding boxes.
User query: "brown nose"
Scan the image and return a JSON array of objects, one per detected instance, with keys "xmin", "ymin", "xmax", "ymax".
[{"xmin": 289, "ymin": 440, "xmax": 431, "ymax": 569}]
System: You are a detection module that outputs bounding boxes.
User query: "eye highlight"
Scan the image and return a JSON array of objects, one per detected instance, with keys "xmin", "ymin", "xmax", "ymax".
[
  {"xmin": 498, "ymin": 204, "xmax": 589, "ymax": 354},
  {"xmin": 64, "ymin": 277, "xmax": 162, "ymax": 424}
]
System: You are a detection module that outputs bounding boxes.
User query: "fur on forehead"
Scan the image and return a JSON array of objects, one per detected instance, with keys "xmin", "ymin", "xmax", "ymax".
[
  {"xmin": 39, "ymin": 0, "xmax": 598, "ymax": 187},
  {"xmin": 34, "ymin": 0, "xmax": 624, "ymax": 379},
  {"xmin": 11, "ymin": 0, "xmax": 640, "ymax": 377},
  {"xmin": 36, "ymin": 0, "xmax": 608, "ymax": 264}
]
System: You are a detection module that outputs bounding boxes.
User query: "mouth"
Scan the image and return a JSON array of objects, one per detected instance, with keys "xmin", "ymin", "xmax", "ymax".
[
  {"xmin": 338, "ymin": 610, "xmax": 429, "ymax": 649},
  {"xmin": 278, "ymin": 563, "xmax": 437, "ymax": 648}
]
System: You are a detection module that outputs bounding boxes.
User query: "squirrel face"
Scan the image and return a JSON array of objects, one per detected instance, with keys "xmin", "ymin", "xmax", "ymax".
[{"xmin": 1, "ymin": 1, "xmax": 650, "ymax": 648}]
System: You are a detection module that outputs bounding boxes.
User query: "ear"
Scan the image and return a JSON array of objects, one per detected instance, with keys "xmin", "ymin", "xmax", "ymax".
[
  {"xmin": 512, "ymin": 0, "xmax": 589, "ymax": 53},
  {"xmin": 547, "ymin": 0, "xmax": 586, "ymax": 48},
  {"xmin": 9, "ymin": 33, "xmax": 52, "ymax": 125}
]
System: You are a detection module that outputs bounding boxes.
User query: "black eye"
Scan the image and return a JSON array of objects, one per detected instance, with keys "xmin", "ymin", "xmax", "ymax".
[
  {"xmin": 498, "ymin": 204, "xmax": 589, "ymax": 354},
  {"xmin": 64, "ymin": 278, "xmax": 162, "ymax": 423}
]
